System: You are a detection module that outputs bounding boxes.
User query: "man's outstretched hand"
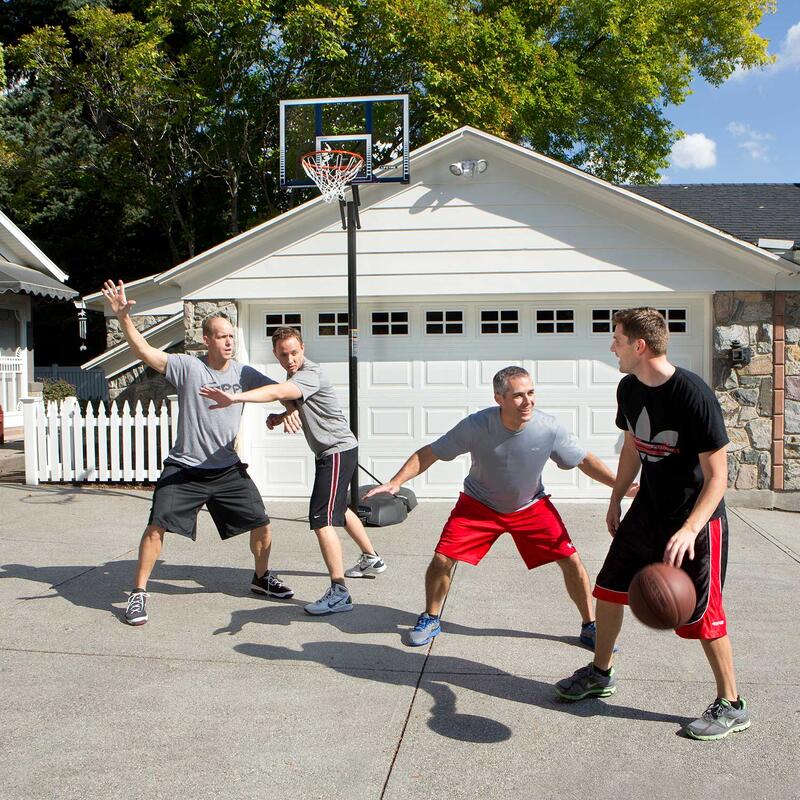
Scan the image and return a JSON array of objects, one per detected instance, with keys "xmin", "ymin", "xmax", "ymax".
[
  {"xmin": 101, "ymin": 280, "xmax": 136, "ymax": 318},
  {"xmin": 199, "ymin": 385, "xmax": 236, "ymax": 409}
]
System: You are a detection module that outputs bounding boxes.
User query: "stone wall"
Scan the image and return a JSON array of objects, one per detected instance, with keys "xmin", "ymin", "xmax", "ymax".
[
  {"xmin": 106, "ymin": 315, "xmax": 171, "ymax": 349},
  {"xmin": 107, "ymin": 343, "xmax": 182, "ymax": 406},
  {"xmin": 713, "ymin": 291, "xmax": 774, "ymax": 491},
  {"xmin": 784, "ymin": 293, "xmax": 800, "ymax": 491}
]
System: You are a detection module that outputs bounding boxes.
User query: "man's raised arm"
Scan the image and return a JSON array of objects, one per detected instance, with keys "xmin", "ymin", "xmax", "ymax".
[
  {"xmin": 101, "ymin": 280, "xmax": 168, "ymax": 375},
  {"xmin": 363, "ymin": 445, "xmax": 439, "ymax": 498}
]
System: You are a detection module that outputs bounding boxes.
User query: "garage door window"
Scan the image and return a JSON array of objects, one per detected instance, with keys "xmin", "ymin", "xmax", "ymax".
[
  {"xmin": 536, "ymin": 309, "xmax": 574, "ymax": 334},
  {"xmin": 591, "ymin": 308, "xmax": 621, "ymax": 334},
  {"xmin": 592, "ymin": 307, "xmax": 687, "ymax": 334},
  {"xmin": 657, "ymin": 308, "xmax": 687, "ymax": 333},
  {"xmin": 426, "ymin": 310, "xmax": 464, "ymax": 335},
  {"xmin": 371, "ymin": 311, "xmax": 409, "ymax": 336},
  {"xmin": 318, "ymin": 312, "xmax": 349, "ymax": 337},
  {"xmin": 481, "ymin": 309, "xmax": 518, "ymax": 334},
  {"xmin": 265, "ymin": 312, "xmax": 302, "ymax": 338}
]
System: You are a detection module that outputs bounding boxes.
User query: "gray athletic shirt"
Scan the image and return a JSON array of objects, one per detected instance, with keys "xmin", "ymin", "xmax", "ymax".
[
  {"xmin": 165, "ymin": 354, "xmax": 274, "ymax": 469},
  {"xmin": 430, "ymin": 407, "xmax": 587, "ymax": 513},
  {"xmin": 289, "ymin": 358, "xmax": 357, "ymax": 458}
]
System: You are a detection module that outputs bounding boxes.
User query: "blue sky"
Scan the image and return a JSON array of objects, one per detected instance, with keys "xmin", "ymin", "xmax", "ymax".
[{"xmin": 661, "ymin": 3, "xmax": 799, "ymax": 184}]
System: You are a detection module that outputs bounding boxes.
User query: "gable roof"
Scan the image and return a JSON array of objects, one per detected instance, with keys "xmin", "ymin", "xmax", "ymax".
[
  {"xmin": 0, "ymin": 209, "xmax": 69, "ymax": 283},
  {"xmin": 150, "ymin": 126, "xmax": 791, "ymax": 291},
  {"xmin": 625, "ymin": 183, "xmax": 800, "ymax": 246}
]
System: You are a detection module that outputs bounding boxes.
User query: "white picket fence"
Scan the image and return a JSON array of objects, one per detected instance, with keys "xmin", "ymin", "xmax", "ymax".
[
  {"xmin": 22, "ymin": 396, "xmax": 178, "ymax": 485},
  {"xmin": 1, "ymin": 349, "xmax": 24, "ymax": 415}
]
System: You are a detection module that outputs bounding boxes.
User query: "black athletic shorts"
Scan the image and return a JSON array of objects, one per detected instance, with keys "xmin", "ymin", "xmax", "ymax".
[
  {"xmin": 148, "ymin": 460, "xmax": 270, "ymax": 540},
  {"xmin": 309, "ymin": 447, "xmax": 358, "ymax": 530},
  {"xmin": 593, "ymin": 503, "xmax": 729, "ymax": 640}
]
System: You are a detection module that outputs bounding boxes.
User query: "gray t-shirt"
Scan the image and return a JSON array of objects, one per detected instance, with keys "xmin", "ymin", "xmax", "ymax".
[
  {"xmin": 430, "ymin": 407, "xmax": 587, "ymax": 513},
  {"xmin": 289, "ymin": 358, "xmax": 357, "ymax": 458},
  {"xmin": 166, "ymin": 354, "xmax": 274, "ymax": 469}
]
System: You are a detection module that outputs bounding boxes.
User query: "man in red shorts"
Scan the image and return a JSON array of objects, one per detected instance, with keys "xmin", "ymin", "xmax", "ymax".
[
  {"xmin": 555, "ymin": 307, "xmax": 750, "ymax": 741},
  {"xmin": 365, "ymin": 366, "xmax": 633, "ymax": 647}
]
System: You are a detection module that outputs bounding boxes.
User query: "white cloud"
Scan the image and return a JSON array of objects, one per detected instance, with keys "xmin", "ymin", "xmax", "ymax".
[
  {"xmin": 730, "ymin": 20, "xmax": 800, "ymax": 79},
  {"xmin": 726, "ymin": 121, "xmax": 774, "ymax": 161},
  {"xmin": 670, "ymin": 133, "xmax": 717, "ymax": 169},
  {"xmin": 774, "ymin": 21, "xmax": 800, "ymax": 71}
]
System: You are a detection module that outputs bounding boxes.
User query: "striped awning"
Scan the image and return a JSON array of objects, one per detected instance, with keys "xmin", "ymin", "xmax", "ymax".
[{"xmin": 0, "ymin": 259, "xmax": 78, "ymax": 301}]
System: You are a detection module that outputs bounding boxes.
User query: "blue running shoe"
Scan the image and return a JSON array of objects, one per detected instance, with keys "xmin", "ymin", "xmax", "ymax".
[
  {"xmin": 580, "ymin": 621, "xmax": 619, "ymax": 653},
  {"xmin": 408, "ymin": 612, "xmax": 441, "ymax": 647}
]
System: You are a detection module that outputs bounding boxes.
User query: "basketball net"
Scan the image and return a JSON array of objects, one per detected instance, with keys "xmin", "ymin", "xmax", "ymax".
[{"xmin": 301, "ymin": 149, "xmax": 364, "ymax": 203}]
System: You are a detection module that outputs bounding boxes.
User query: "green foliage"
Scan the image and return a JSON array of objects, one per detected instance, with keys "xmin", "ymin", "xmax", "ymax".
[
  {"xmin": 0, "ymin": 0, "xmax": 777, "ymax": 299},
  {"xmin": 42, "ymin": 378, "xmax": 77, "ymax": 403}
]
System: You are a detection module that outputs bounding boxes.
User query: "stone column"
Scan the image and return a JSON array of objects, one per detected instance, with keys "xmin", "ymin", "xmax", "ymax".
[
  {"xmin": 713, "ymin": 291, "xmax": 774, "ymax": 498},
  {"xmin": 784, "ymin": 293, "xmax": 800, "ymax": 497}
]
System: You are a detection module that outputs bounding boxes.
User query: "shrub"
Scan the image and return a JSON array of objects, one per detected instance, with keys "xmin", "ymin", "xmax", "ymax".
[{"xmin": 42, "ymin": 378, "xmax": 77, "ymax": 404}]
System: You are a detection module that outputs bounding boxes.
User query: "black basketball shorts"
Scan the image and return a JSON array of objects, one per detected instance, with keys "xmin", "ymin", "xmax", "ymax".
[
  {"xmin": 308, "ymin": 446, "xmax": 358, "ymax": 530},
  {"xmin": 148, "ymin": 460, "xmax": 270, "ymax": 540},
  {"xmin": 593, "ymin": 504, "xmax": 729, "ymax": 640}
]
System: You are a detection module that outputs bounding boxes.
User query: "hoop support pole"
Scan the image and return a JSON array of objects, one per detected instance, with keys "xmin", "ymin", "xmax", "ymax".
[{"xmin": 346, "ymin": 198, "xmax": 360, "ymax": 512}]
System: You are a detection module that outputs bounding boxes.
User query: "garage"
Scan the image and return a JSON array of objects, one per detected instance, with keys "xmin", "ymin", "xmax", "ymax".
[{"xmin": 242, "ymin": 295, "xmax": 708, "ymax": 500}]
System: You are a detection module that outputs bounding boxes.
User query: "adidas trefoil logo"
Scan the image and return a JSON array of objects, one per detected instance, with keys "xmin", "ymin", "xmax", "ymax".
[{"xmin": 627, "ymin": 408, "xmax": 679, "ymax": 462}]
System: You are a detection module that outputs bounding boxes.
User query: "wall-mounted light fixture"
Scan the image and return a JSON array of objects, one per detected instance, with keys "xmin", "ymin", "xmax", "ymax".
[
  {"xmin": 729, "ymin": 339, "xmax": 752, "ymax": 369},
  {"xmin": 449, "ymin": 159, "xmax": 488, "ymax": 177}
]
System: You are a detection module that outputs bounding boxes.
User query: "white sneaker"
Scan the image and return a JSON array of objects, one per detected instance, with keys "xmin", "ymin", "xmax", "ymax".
[
  {"xmin": 344, "ymin": 552, "xmax": 387, "ymax": 578},
  {"xmin": 304, "ymin": 583, "xmax": 353, "ymax": 616}
]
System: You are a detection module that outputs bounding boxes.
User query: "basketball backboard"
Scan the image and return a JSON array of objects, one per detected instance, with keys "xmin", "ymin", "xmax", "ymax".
[{"xmin": 279, "ymin": 94, "xmax": 410, "ymax": 190}]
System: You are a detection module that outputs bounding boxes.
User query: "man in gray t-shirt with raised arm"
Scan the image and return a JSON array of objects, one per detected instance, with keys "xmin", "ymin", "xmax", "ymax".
[
  {"xmin": 101, "ymin": 280, "xmax": 296, "ymax": 627},
  {"xmin": 365, "ymin": 365, "xmax": 636, "ymax": 648},
  {"xmin": 200, "ymin": 326, "xmax": 386, "ymax": 617}
]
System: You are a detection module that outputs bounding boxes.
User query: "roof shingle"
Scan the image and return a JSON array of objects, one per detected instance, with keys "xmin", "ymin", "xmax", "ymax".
[{"xmin": 624, "ymin": 183, "xmax": 800, "ymax": 247}]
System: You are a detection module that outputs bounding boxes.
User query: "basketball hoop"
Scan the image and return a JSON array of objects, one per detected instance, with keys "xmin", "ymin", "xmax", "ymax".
[{"xmin": 301, "ymin": 149, "xmax": 364, "ymax": 203}]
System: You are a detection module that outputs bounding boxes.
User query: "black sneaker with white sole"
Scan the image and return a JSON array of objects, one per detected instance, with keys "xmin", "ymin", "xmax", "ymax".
[
  {"xmin": 251, "ymin": 571, "xmax": 294, "ymax": 599},
  {"xmin": 125, "ymin": 590, "xmax": 149, "ymax": 626}
]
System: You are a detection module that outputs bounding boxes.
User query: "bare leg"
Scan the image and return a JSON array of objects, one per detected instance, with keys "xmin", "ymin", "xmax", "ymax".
[
  {"xmin": 555, "ymin": 553, "xmax": 593, "ymax": 624},
  {"xmin": 250, "ymin": 524, "xmax": 271, "ymax": 578},
  {"xmin": 314, "ymin": 525, "xmax": 345, "ymax": 584},
  {"xmin": 133, "ymin": 525, "xmax": 165, "ymax": 590},
  {"xmin": 593, "ymin": 599, "xmax": 624, "ymax": 671},
  {"xmin": 701, "ymin": 635, "xmax": 738, "ymax": 701},
  {"xmin": 343, "ymin": 508, "xmax": 377, "ymax": 555},
  {"xmin": 425, "ymin": 553, "xmax": 456, "ymax": 616}
]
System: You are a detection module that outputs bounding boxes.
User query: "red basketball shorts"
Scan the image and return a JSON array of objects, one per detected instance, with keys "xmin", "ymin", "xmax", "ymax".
[{"xmin": 434, "ymin": 492, "xmax": 577, "ymax": 569}]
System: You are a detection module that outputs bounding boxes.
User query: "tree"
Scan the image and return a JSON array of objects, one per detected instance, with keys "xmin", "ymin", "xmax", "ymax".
[{"xmin": 2, "ymin": 0, "xmax": 776, "ymax": 267}]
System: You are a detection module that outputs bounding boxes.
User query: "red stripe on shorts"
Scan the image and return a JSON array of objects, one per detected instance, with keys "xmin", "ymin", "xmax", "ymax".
[
  {"xmin": 593, "ymin": 585, "xmax": 629, "ymax": 604},
  {"xmin": 676, "ymin": 516, "xmax": 727, "ymax": 640}
]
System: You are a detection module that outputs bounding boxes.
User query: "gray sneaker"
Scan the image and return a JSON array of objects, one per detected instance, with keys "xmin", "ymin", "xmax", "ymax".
[
  {"xmin": 304, "ymin": 583, "xmax": 353, "ymax": 616},
  {"xmin": 407, "ymin": 612, "xmax": 441, "ymax": 646},
  {"xmin": 684, "ymin": 698, "xmax": 751, "ymax": 741},
  {"xmin": 344, "ymin": 552, "xmax": 387, "ymax": 578},
  {"xmin": 555, "ymin": 663, "xmax": 617, "ymax": 700}
]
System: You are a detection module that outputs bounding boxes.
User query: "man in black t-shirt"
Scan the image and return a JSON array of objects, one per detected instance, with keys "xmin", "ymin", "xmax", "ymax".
[{"xmin": 555, "ymin": 307, "xmax": 751, "ymax": 741}]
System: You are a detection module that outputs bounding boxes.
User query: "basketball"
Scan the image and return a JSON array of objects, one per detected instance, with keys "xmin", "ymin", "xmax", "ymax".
[{"xmin": 628, "ymin": 563, "xmax": 697, "ymax": 629}]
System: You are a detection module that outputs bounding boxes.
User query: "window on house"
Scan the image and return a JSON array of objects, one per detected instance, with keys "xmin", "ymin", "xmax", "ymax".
[
  {"xmin": 318, "ymin": 312, "xmax": 349, "ymax": 337},
  {"xmin": 657, "ymin": 308, "xmax": 688, "ymax": 333},
  {"xmin": 425, "ymin": 310, "xmax": 464, "ymax": 335},
  {"xmin": 371, "ymin": 310, "xmax": 409, "ymax": 336},
  {"xmin": 536, "ymin": 309, "xmax": 574, "ymax": 334},
  {"xmin": 591, "ymin": 308, "xmax": 621, "ymax": 334},
  {"xmin": 265, "ymin": 312, "xmax": 302, "ymax": 338},
  {"xmin": 480, "ymin": 309, "xmax": 519, "ymax": 334}
]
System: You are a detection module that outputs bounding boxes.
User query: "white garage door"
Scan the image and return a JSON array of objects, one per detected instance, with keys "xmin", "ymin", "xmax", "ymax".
[{"xmin": 242, "ymin": 296, "xmax": 708, "ymax": 500}]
